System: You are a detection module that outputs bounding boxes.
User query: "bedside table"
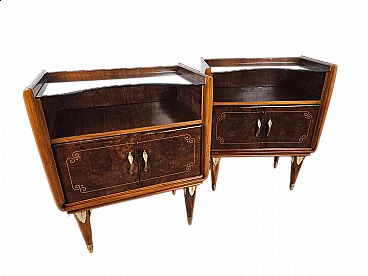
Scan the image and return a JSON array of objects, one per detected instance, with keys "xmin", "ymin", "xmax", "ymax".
[
  {"xmin": 200, "ymin": 56, "xmax": 337, "ymax": 191},
  {"xmin": 24, "ymin": 64, "xmax": 213, "ymax": 252}
]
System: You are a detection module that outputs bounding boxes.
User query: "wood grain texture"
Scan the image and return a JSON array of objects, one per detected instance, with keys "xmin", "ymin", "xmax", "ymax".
[
  {"xmin": 65, "ymin": 176, "xmax": 204, "ymax": 212},
  {"xmin": 23, "ymin": 89, "xmax": 65, "ymax": 210},
  {"xmin": 46, "ymin": 66, "xmax": 179, "ymax": 83},
  {"xmin": 311, "ymin": 65, "xmax": 338, "ymax": 150},
  {"xmin": 137, "ymin": 126, "xmax": 202, "ymax": 187},
  {"xmin": 51, "ymin": 101, "xmax": 199, "ymax": 140},
  {"xmin": 53, "ymin": 134, "xmax": 139, "ymax": 203},
  {"xmin": 212, "ymin": 104, "xmax": 319, "ymax": 151},
  {"xmin": 176, "ymin": 85, "xmax": 202, "ymax": 117},
  {"xmin": 74, "ymin": 210, "xmax": 93, "ymax": 252},
  {"xmin": 43, "ymin": 84, "xmax": 179, "ymax": 111},
  {"xmin": 202, "ymin": 76, "xmax": 213, "ymax": 178},
  {"xmin": 184, "ymin": 188, "xmax": 197, "ymax": 226},
  {"xmin": 204, "ymin": 57, "xmax": 299, "ymax": 68},
  {"xmin": 213, "ymin": 86, "xmax": 320, "ymax": 103},
  {"xmin": 211, "ymin": 149, "xmax": 311, "ymax": 157}
]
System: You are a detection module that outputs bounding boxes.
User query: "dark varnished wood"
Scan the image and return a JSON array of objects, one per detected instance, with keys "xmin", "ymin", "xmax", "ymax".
[
  {"xmin": 65, "ymin": 176, "xmax": 204, "ymax": 212},
  {"xmin": 210, "ymin": 158, "xmax": 221, "ymax": 192},
  {"xmin": 25, "ymin": 64, "xmax": 212, "ymax": 251},
  {"xmin": 184, "ymin": 186, "xmax": 197, "ymax": 226},
  {"xmin": 212, "ymin": 106, "xmax": 263, "ymax": 150},
  {"xmin": 202, "ymin": 56, "xmax": 337, "ymax": 190},
  {"xmin": 50, "ymin": 101, "xmax": 199, "ymax": 140},
  {"xmin": 262, "ymin": 105, "xmax": 319, "ymax": 148},
  {"xmin": 289, "ymin": 156, "xmax": 305, "ymax": 191},
  {"xmin": 53, "ymin": 134, "xmax": 139, "ymax": 203},
  {"xmin": 213, "ymin": 86, "xmax": 320, "ymax": 103},
  {"xmin": 203, "ymin": 57, "xmax": 300, "ymax": 68},
  {"xmin": 177, "ymin": 85, "xmax": 202, "ymax": 118},
  {"xmin": 74, "ymin": 210, "xmax": 93, "ymax": 253},
  {"xmin": 212, "ymin": 105, "xmax": 319, "ymax": 151},
  {"xmin": 137, "ymin": 126, "xmax": 202, "ymax": 187},
  {"xmin": 42, "ymin": 84, "xmax": 178, "ymax": 111}
]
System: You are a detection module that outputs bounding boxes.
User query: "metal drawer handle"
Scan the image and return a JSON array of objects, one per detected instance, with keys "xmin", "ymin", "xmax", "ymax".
[
  {"xmin": 143, "ymin": 150, "xmax": 148, "ymax": 172},
  {"xmin": 127, "ymin": 152, "xmax": 134, "ymax": 175},
  {"xmin": 267, "ymin": 118, "xmax": 272, "ymax": 137},
  {"xmin": 255, "ymin": 119, "xmax": 262, "ymax": 138}
]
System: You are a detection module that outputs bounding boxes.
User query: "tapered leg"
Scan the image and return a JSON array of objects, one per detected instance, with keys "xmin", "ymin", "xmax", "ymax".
[
  {"xmin": 184, "ymin": 186, "xmax": 197, "ymax": 225},
  {"xmin": 172, "ymin": 190, "xmax": 176, "ymax": 195},
  {"xmin": 210, "ymin": 157, "xmax": 221, "ymax": 191},
  {"xmin": 274, "ymin": 157, "xmax": 279, "ymax": 168},
  {"xmin": 290, "ymin": 156, "xmax": 305, "ymax": 190},
  {"xmin": 74, "ymin": 210, "xmax": 93, "ymax": 253}
]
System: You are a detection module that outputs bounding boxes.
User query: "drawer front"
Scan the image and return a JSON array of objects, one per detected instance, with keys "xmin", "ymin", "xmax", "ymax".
[
  {"xmin": 53, "ymin": 135, "xmax": 139, "ymax": 203},
  {"xmin": 262, "ymin": 106, "xmax": 319, "ymax": 148},
  {"xmin": 137, "ymin": 126, "xmax": 201, "ymax": 187},
  {"xmin": 212, "ymin": 107, "xmax": 263, "ymax": 149}
]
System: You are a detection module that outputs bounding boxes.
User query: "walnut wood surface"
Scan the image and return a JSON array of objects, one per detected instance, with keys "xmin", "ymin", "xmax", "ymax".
[
  {"xmin": 137, "ymin": 126, "xmax": 202, "ymax": 187},
  {"xmin": 53, "ymin": 134, "xmax": 139, "ymax": 203},
  {"xmin": 212, "ymin": 105, "xmax": 318, "ymax": 150},
  {"xmin": 202, "ymin": 76, "xmax": 213, "ymax": 178},
  {"xmin": 50, "ymin": 100, "xmax": 199, "ymax": 140},
  {"xmin": 23, "ymin": 89, "xmax": 65, "ymax": 210},
  {"xmin": 290, "ymin": 156, "xmax": 305, "ymax": 190},
  {"xmin": 54, "ymin": 126, "xmax": 202, "ymax": 204},
  {"xmin": 184, "ymin": 188, "xmax": 197, "ymax": 226},
  {"xmin": 65, "ymin": 176, "xmax": 204, "ymax": 212},
  {"xmin": 213, "ymin": 86, "xmax": 320, "ymax": 103},
  {"xmin": 74, "ymin": 211, "xmax": 94, "ymax": 254}
]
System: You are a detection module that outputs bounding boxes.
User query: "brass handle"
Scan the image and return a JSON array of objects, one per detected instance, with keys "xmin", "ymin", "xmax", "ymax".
[
  {"xmin": 267, "ymin": 118, "xmax": 272, "ymax": 137},
  {"xmin": 127, "ymin": 152, "xmax": 134, "ymax": 175},
  {"xmin": 143, "ymin": 150, "xmax": 148, "ymax": 172},
  {"xmin": 255, "ymin": 119, "xmax": 262, "ymax": 138}
]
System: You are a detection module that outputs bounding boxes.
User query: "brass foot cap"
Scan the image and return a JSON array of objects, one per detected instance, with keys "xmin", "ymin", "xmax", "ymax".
[
  {"xmin": 187, "ymin": 217, "xmax": 193, "ymax": 225},
  {"xmin": 290, "ymin": 183, "xmax": 295, "ymax": 191},
  {"xmin": 87, "ymin": 244, "xmax": 93, "ymax": 253},
  {"xmin": 274, "ymin": 161, "xmax": 278, "ymax": 168},
  {"xmin": 172, "ymin": 190, "xmax": 176, "ymax": 195},
  {"xmin": 212, "ymin": 185, "xmax": 216, "ymax": 191}
]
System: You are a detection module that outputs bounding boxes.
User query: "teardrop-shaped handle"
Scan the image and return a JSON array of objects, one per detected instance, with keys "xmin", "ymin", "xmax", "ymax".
[
  {"xmin": 127, "ymin": 152, "xmax": 134, "ymax": 175},
  {"xmin": 255, "ymin": 119, "xmax": 262, "ymax": 138},
  {"xmin": 143, "ymin": 150, "xmax": 148, "ymax": 172},
  {"xmin": 267, "ymin": 118, "xmax": 272, "ymax": 137}
]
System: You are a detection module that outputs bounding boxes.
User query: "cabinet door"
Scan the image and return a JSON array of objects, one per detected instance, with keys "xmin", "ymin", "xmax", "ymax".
[
  {"xmin": 261, "ymin": 106, "xmax": 319, "ymax": 148},
  {"xmin": 212, "ymin": 106, "xmax": 263, "ymax": 149},
  {"xmin": 137, "ymin": 126, "xmax": 201, "ymax": 187},
  {"xmin": 53, "ymin": 135, "xmax": 139, "ymax": 203}
]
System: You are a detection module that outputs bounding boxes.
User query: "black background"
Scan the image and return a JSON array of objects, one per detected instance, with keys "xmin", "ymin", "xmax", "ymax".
[{"xmin": 13, "ymin": 53, "xmax": 344, "ymax": 256}]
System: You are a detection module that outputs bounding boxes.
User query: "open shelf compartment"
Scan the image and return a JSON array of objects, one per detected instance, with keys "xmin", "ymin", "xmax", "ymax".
[
  {"xmin": 32, "ymin": 65, "xmax": 206, "ymax": 143},
  {"xmin": 201, "ymin": 56, "xmax": 334, "ymax": 105}
]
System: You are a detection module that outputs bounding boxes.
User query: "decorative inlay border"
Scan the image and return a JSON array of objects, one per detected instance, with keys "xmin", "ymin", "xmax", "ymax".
[
  {"xmin": 137, "ymin": 134, "xmax": 197, "ymax": 182},
  {"xmin": 262, "ymin": 111, "xmax": 313, "ymax": 144},
  {"xmin": 216, "ymin": 110, "xmax": 313, "ymax": 145},
  {"xmin": 216, "ymin": 111, "xmax": 261, "ymax": 144},
  {"xmin": 66, "ymin": 143, "xmax": 137, "ymax": 194}
]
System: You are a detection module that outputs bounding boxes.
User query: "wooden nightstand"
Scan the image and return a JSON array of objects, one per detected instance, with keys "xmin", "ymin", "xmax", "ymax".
[
  {"xmin": 200, "ymin": 56, "xmax": 337, "ymax": 191},
  {"xmin": 24, "ymin": 64, "xmax": 213, "ymax": 252}
]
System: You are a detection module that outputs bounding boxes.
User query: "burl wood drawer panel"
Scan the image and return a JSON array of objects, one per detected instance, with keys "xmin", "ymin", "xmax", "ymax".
[
  {"xmin": 137, "ymin": 126, "xmax": 202, "ymax": 187},
  {"xmin": 53, "ymin": 135, "xmax": 139, "ymax": 203},
  {"xmin": 262, "ymin": 105, "xmax": 319, "ymax": 148},
  {"xmin": 53, "ymin": 126, "xmax": 202, "ymax": 203},
  {"xmin": 212, "ymin": 105, "xmax": 319, "ymax": 150},
  {"xmin": 212, "ymin": 106, "xmax": 263, "ymax": 149}
]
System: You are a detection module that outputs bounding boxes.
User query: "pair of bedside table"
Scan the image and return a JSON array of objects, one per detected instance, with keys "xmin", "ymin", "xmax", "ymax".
[{"xmin": 24, "ymin": 56, "xmax": 337, "ymax": 252}]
